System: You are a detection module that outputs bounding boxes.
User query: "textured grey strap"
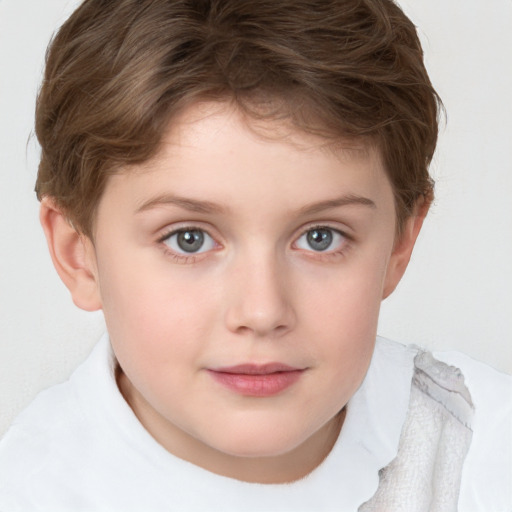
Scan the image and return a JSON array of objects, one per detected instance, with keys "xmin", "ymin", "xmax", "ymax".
[{"xmin": 359, "ymin": 351, "xmax": 474, "ymax": 512}]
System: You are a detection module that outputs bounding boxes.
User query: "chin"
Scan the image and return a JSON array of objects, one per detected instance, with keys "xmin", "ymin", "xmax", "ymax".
[{"xmin": 207, "ymin": 425, "xmax": 310, "ymax": 459}]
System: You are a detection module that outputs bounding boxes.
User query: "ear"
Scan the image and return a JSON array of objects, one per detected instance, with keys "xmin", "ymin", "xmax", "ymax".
[
  {"xmin": 382, "ymin": 197, "xmax": 430, "ymax": 299},
  {"xmin": 40, "ymin": 198, "xmax": 102, "ymax": 311}
]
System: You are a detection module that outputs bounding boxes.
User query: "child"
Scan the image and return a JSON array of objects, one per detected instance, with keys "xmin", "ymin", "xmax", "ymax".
[{"xmin": 0, "ymin": 0, "xmax": 510, "ymax": 510}]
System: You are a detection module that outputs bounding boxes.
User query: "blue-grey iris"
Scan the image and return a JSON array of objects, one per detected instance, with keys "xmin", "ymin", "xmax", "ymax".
[
  {"xmin": 177, "ymin": 230, "xmax": 205, "ymax": 253},
  {"xmin": 307, "ymin": 229, "xmax": 333, "ymax": 251}
]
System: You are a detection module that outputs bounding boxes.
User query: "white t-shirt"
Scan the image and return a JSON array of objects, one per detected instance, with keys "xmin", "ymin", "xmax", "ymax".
[{"xmin": 0, "ymin": 335, "xmax": 510, "ymax": 511}]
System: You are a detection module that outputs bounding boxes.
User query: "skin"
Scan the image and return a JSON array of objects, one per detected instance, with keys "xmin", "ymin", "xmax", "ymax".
[{"xmin": 41, "ymin": 102, "xmax": 426, "ymax": 483}]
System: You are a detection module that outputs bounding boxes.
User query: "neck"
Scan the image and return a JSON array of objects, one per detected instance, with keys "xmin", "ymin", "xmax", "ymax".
[{"xmin": 117, "ymin": 367, "xmax": 345, "ymax": 483}]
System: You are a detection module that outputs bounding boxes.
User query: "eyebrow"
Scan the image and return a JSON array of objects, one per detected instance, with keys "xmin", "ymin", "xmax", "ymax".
[
  {"xmin": 298, "ymin": 194, "xmax": 376, "ymax": 215},
  {"xmin": 135, "ymin": 194, "xmax": 228, "ymax": 215},
  {"xmin": 135, "ymin": 193, "xmax": 376, "ymax": 216}
]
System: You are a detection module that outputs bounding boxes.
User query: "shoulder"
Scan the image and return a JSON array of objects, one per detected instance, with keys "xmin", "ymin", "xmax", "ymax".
[
  {"xmin": 371, "ymin": 339, "xmax": 511, "ymax": 510},
  {"xmin": 432, "ymin": 349, "xmax": 511, "ymax": 399},
  {"xmin": 0, "ymin": 378, "xmax": 86, "ymax": 509},
  {"xmin": 374, "ymin": 338, "xmax": 511, "ymax": 408},
  {"xmin": 433, "ymin": 349, "xmax": 512, "ymax": 510},
  {"xmin": 0, "ymin": 337, "xmax": 114, "ymax": 510}
]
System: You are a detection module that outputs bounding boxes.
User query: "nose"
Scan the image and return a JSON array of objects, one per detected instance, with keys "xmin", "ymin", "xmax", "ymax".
[{"xmin": 224, "ymin": 252, "xmax": 297, "ymax": 338}]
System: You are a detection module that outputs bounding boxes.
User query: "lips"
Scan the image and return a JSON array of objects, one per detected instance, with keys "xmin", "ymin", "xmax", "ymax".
[{"xmin": 207, "ymin": 363, "xmax": 304, "ymax": 397}]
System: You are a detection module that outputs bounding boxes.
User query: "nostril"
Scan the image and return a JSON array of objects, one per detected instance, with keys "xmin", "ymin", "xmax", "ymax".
[
  {"xmin": 225, "ymin": 302, "xmax": 296, "ymax": 337},
  {"xmin": 223, "ymin": 261, "xmax": 297, "ymax": 336}
]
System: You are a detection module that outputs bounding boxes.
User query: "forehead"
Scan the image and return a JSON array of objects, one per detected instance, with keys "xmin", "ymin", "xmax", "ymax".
[
  {"xmin": 136, "ymin": 101, "xmax": 382, "ymax": 176},
  {"xmin": 162, "ymin": 101, "xmax": 374, "ymax": 160},
  {"xmin": 99, "ymin": 101, "xmax": 393, "ymax": 221}
]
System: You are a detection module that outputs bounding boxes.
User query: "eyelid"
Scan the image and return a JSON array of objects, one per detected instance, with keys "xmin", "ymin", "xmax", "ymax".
[
  {"xmin": 166, "ymin": 230, "xmax": 216, "ymax": 254},
  {"xmin": 157, "ymin": 221, "xmax": 219, "ymax": 243},
  {"xmin": 292, "ymin": 223, "xmax": 351, "ymax": 254},
  {"xmin": 157, "ymin": 223, "xmax": 222, "ymax": 261},
  {"xmin": 294, "ymin": 222, "xmax": 352, "ymax": 241}
]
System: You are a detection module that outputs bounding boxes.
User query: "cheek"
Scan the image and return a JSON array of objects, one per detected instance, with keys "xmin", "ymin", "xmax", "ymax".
[
  {"xmin": 301, "ymin": 254, "xmax": 387, "ymax": 333},
  {"xmin": 97, "ymin": 255, "xmax": 219, "ymax": 371},
  {"xmin": 298, "ymin": 254, "xmax": 388, "ymax": 386}
]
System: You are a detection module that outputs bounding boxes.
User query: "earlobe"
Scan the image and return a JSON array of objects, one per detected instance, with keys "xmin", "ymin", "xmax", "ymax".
[
  {"xmin": 382, "ymin": 197, "xmax": 430, "ymax": 299},
  {"xmin": 40, "ymin": 198, "xmax": 102, "ymax": 311}
]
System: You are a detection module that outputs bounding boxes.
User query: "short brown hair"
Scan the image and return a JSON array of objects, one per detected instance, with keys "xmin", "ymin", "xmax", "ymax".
[{"xmin": 35, "ymin": 0, "xmax": 441, "ymax": 237}]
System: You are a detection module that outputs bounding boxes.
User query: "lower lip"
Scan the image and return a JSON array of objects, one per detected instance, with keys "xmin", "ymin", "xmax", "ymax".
[{"xmin": 208, "ymin": 370, "xmax": 303, "ymax": 397}]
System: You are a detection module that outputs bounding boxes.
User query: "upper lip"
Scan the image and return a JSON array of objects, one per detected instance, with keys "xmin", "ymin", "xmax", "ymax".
[{"xmin": 210, "ymin": 363, "xmax": 302, "ymax": 375}]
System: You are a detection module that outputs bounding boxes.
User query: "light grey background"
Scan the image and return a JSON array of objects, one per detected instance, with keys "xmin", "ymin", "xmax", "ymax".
[{"xmin": 1, "ymin": 0, "xmax": 511, "ymax": 437}]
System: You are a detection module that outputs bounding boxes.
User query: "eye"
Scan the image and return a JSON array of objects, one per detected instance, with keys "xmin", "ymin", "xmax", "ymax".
[
  {"xmin": 295, "ymin": 227, "xmax": 346, "ymax": 252},
  {"xmin": 163, "ymin": 228, "xmax": 216, "ymax": 254}
]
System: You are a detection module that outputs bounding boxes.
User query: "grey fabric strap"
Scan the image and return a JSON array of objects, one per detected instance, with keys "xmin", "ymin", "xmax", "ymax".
[{"xmin": 359, "ymin": 351, "xmax": 474, "ymax": 512}]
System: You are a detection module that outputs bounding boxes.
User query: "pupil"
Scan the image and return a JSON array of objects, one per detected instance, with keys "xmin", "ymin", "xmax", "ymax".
[
  {"xmin": 307, "ymin": 229, "xmax": 332, "ymax": 251},
  {"xmin": 177, "ymin": 230, "xmax": 204, "ymax": 253}
]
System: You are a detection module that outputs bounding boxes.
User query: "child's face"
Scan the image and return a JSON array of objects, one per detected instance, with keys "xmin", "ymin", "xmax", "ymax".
[{"xmin": 82, "ymin": 102, "xmax": 409, "ymax": 480}]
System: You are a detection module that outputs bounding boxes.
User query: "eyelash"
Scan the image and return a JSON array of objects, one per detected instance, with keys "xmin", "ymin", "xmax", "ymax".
[
  {"xmin": 157, "ymin": 226, "xmax": 219, "ymax": 264},
  {"xmin": 293, "ymin": 224, "xmax": 352, "ymax": 261},
  {"xmin": 157, "ymin": 224, "xmax": 352, "ymax": 264}
]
